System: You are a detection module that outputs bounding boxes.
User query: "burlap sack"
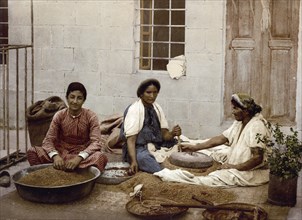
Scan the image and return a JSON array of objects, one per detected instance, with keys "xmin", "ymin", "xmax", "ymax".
[
  {"xmin": 26, "ymin": 96, "xmax": 66, "ymax": 146},
  {"xmin": 99, "ymin": 114, "xmax": 124, "ymax": 151}
]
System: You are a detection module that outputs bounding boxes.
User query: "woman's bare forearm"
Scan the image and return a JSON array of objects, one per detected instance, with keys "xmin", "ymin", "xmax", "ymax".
[
  {"xmin": 195, "ymin": 134, "xmax": 228, "ymax": 150},
  {"xmin": 127, "ymin": 135, "xmax": 137, "ymax": 162}
]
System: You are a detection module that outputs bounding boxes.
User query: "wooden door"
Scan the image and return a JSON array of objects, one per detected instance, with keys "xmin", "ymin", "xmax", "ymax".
[{"xmin": 224, "ymin": 0, "xmax": 300, "ymax": 125}]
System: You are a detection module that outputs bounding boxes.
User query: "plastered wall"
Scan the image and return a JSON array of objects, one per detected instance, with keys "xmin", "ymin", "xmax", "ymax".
[{"xmin": 5, "ymin": 0, "xmax": 302, "ymax": 139}]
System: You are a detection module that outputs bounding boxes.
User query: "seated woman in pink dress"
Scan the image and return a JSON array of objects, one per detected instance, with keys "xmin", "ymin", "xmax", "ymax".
[{"xmin": 27, "ymin": 82, "xmax": 108, "ymax": 171}]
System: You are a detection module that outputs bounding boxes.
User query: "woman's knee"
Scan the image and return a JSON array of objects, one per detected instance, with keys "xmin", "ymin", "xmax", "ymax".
[
  {"xmin": 136, "ymin": 152, "xmax": 162, "ymax": 173},
  {"xmin": 27, "ymin": 147, "xmax": 40, "ymax": 165}
]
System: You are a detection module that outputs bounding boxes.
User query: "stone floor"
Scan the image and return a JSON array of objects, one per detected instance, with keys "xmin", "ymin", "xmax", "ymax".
[
  {"xmin": 0, "ymin": 130, "xmax": 301, "ymax": 220},
  {"xmin": 1, "ymin": 157, "xmax": 301, "ymax": 220}
]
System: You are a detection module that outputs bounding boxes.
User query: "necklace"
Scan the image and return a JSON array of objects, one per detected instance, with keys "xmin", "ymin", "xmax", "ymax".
[{"xmin": 68, "ymin": 109, "xmax": 82, "ymax": 118}]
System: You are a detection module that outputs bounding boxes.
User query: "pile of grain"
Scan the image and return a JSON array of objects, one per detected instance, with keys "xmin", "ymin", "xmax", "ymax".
[
  {"xmin": 18, "ymin": 166, "xmax": 95, "ymax": 187},
  {"xmin": 99, "ymin": 157, "xmax": 236, "ymax": 205},
  {"xmin": 117, "ymin": 171, "xmax": 236, "ymax": 205}
]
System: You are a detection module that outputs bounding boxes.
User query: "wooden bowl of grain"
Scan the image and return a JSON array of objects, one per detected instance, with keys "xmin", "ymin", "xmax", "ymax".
[{"xmin": 12, "ymin": 164, "xmax": 100, "ymax": 203}]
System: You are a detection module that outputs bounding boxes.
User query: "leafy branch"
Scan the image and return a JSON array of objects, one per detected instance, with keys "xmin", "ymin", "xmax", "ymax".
[{"xmin": 256, "ymin": 122, "xmax": 302, "ymax": 179}]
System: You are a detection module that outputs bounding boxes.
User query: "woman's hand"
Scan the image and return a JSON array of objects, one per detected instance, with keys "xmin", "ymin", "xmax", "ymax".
[
  {"xmin": 162, "ymin": 125, "xmax": 182, "ymax": 141},
  {"xmin": 128, "ymin": 161, "xmax": 139, "ymax": 176},
  {"xmin": 53, "ymin": 155, "xmax": 65, "ymax": 170},
  {"xmin": 65, "ymin": 156, "xmax": 83, "ymax": 171},
  {"xmin": 179, "ymin": 143, "xmax": 199, "ymax": 152},
  {"xmin": 171, "ymin": 125, "xmax": 182, "ymax": 137}
]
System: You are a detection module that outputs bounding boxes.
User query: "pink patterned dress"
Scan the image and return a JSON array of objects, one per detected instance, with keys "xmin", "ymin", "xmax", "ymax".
[{"xmin": 27, "ymin": 108, "xmax": 108, "ymax": 171}]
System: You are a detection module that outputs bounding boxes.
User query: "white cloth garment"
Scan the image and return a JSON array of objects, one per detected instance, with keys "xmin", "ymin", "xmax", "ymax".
[
  {"xmin": 148, "ymin": 135, "xmax": 207, "ymax": 164},
  {"xmin": 154, "ymin": 168, "xmax": 269, "ymax": 188},
  {"xmin": 154, "ymin": 114, "xmax": 270, "ymax": 187},
  {"xmin": 123, "ymin": 99, "xmax": 168, "ymax": 138},
  {"xmin": 222, "ymin": 113, "xmax": 269, "ymax": 169},
  {"xmin": 129, "ymin": 184, "xmax": 144, "ymax": 197},
  {"xmin": 147, "ymin": 143, "xmax": 179, "ymax": 163}
]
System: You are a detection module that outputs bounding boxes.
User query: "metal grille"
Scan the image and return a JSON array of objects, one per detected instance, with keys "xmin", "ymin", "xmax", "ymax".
[
  {"xmin": 0, "ymin": 45, "xmax": 34, "ymax": 170},
  {"xmin": 136, "ymin": 0, "xmax": 186, "ymax": 71}
]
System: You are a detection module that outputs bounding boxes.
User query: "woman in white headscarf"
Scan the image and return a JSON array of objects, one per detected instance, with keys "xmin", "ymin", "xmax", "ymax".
[{"xmin": 155, "ymin": 93, "xmax": 270, "ymax": 187}]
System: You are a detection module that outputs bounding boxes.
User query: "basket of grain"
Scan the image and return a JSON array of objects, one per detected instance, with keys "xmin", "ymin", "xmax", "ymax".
[
  {"xmin": 202, "ymin": 203, "xmax": 268, "ymax": 220},
  {"xmin": 126, "ymin": 197, "xmax": 188, "ymax": 219},
  {"xmin": 12, "ymin": 164, "xmax": 100, "ymax": 203}
]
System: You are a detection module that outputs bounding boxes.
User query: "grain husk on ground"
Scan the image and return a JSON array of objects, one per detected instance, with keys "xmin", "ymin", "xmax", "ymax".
[
  {"xmin": 114, "ymin": 160, "xmax": 236, "ymax": 205},
  {"xmin": 117, "ymin": 173, "xmax": 236, "ymax": 205}
]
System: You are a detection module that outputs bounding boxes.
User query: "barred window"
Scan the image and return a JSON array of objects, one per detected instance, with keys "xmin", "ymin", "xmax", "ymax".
[
  {"xmin": 137, "ymin": 0, "xmax": 185, "ymax": 71},
  {"xmin": 0, "ymin": 0, "xmax": 8, "ymax": 64}
]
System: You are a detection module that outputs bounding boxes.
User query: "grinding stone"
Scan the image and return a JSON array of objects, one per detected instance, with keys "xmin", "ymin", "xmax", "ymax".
[{"xmin": 169, "ymin": 151, "xmax": 213, "ymax": 169}]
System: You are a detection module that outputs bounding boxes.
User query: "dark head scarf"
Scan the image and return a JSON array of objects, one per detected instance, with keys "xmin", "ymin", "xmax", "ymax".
[
  {"xmin": 66, "ymin": 82, "xmax": 87, "ymax": 100},
  {"xmin": 231, "ymin": 93, "xmax": 262, "ymax": 116},
  {"xmin": 136, "ymin": 78, "xmax": 161, "ymax": 97}
]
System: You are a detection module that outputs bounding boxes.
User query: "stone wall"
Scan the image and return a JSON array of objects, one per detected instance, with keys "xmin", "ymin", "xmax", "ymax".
[{"xmin": 4, "ymin": 0, "xmax": 302, "ymax": 139}]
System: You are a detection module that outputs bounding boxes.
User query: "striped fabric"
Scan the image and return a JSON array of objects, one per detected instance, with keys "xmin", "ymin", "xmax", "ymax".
[
  {"xmin": 26, "ymin": 108, "xmax": 108, "ymax": 171},
  {"xmin": 27, "ymin": 146, "xmax": 107, "ymax": 171}
]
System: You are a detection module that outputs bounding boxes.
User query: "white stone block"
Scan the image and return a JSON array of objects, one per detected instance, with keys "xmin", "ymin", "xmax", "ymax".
[
  {"xmin": 78, "ymin": 71, "xmax": 101, "ymax": 96},
  {"xmin": 78, "ymin": 27, "xmax": 102, "ymax": 49},
  {"xmin": 113, "ymin": 97, "xmax": 137, "ymax": 114},
  {"xmin": 63, "ymin": 26, "xmax": 81, "ymax": 48},
  {"xmin": 186, "ymin": 28, "xmax": 206, "ymax": 53},
  {"xmin": 41, "ymin": 48, "xmax": 74, "ymax": 71},
  {"xmin": 98, "ymin": 0, "xmax": 134, "ymax": 27},
  {"xmin": 70, "ymin": 27, "xmax": 111, "ymax": 50},
  {"xmin": 98, "ymin": 50, "xmax": 134, "ymax": 75},
  {"xmin": 75, "ymin": 3, "xmax": 99, "ymax": 26},
  {"xmin": 35, "ymin": 1, "xmax": 76, "ymax": 25},
  {"xmin": 180, "ymin": 121, "xmax": 200, "ymax": 140},
  {"xmin": 100, "ymin": 74, "xmax": 138, "ymax": 97},
  {"xmin": 186, "ymin": 53, "xmax": 211, "ymax": 71},
  {"xmin": 186, "ymin": 53, "xmax": 223, "ymax": 76},
  {"xmin": 195, "ymin": 77, "xmax": 222, "ymax": 102},
  {"xmin": 167, "ymin": 101, "xmax": 189, "ymax": 120},
  {"xmin": 205, "ymin": 29, "xmax": 224, "ymax": 54},
  {"xmin": 158, "ymin": 78, "xmax": 195, "ymax": 101},
  {"xmin": 34, "ymin": 92, "xmax": 65, "ymax": 104},
  {"xmin": 50, "ymin": 26, "xmax": 64, "ymax": 48},
  {"xmin": 98, "ymin": 1, "xmax": 120, "ymax": 27},
  {"xmin": 34, "ymin": 27, "xmax": 51, "ymax": 48},
  {"xmin": 74, "ymin": 48, "xmax": 98, "ymax": 72},
  {"xmin": 110, "ymin": 27, "xmax": 134, "ymax": 50},
  {"xmin": 110, "ymin": 1, "xmax": 134, "ymax": 27},
  {"xmin": 34, "ymin": 48, "xmax": 42, "ymax": 72},
  {"xmin": 35, "ymin": 70, "xmax": 65, "ymax": 93},
  {"xmin": 64, "ymin": 71, "xmax": 80, "ymax": 86},
  {"xmin": 187, "ymin": 1, "xmax": 224, "ymax": 29},
  {"xmin": 87, "ymin": 95, "xmax": 114, "ymax": 116},
  {"xmin": 190, "ymin": 101, "xmax": 222, "ymax": 126},
  {"xmin": 198, "ymin": 125, "xmax": 225, "ymax": 139}
]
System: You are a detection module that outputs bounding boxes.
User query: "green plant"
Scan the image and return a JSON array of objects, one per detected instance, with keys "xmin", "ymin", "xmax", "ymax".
[{"xmin": 256, "ymin": 122, "xmax": 302, "ymax": 180}]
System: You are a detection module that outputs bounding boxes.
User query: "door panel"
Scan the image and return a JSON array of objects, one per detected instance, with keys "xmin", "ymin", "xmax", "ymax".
[{"xmin": 225, "ymin": 0, "xmax": 300, "ymax": 125}]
